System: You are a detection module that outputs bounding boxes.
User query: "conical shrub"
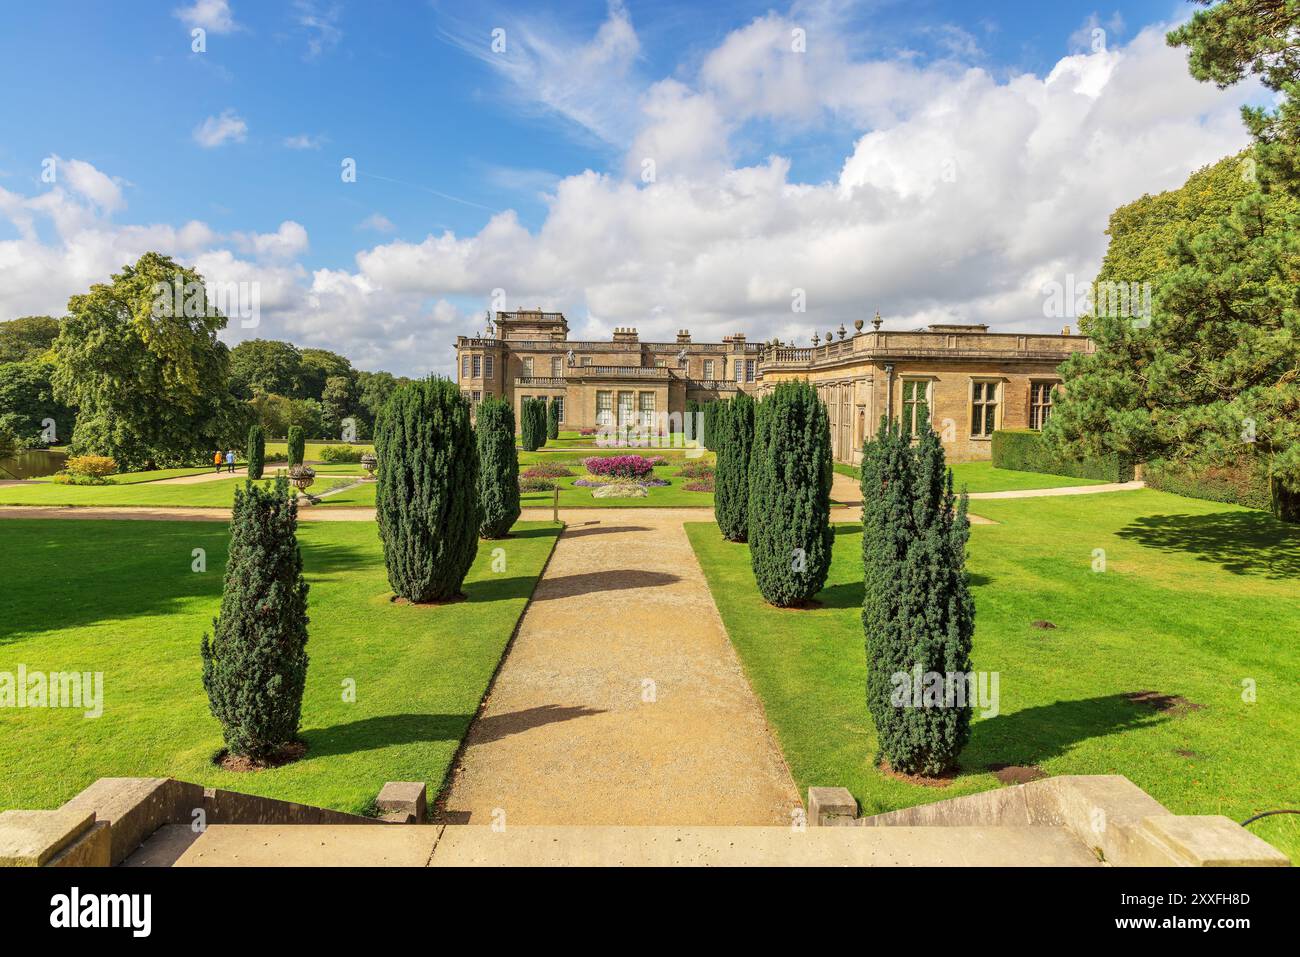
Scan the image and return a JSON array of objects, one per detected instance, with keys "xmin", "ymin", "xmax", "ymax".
[
  {"xmin": 477, "ymin": 396, "xmax": 521, "ymax": 538},
  {"xmin": 714, "ymin": 393, "xmax": 754, "ymax": 541},
  {"xmin": 201, "ymin": 476, "xmax": 310, "ymax": 761},
  {"xmin": 747, "ymin": 380, "xmax": 833, "ymax": 606},
  {"xmin": 246, "ymin": 424, "xmax": 265, "ymax": 480},
  {"xmin": 374, "ymin": 377, "xmax": 481, "ymax": 602},
  {"xmin": 287, "ymin": 426, "xmax": 305, "ymax": 467},
  {"xmin": 861, "ymin": 419, "xmax": 974, "ymax": 777}
]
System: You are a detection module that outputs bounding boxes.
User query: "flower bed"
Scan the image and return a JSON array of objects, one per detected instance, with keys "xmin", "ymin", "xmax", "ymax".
[
  {"xmin": 583, "ymin": 455, "xmax": 657, "ymax": 480},
  {"xmin": 677, "ymin": 462, "xmax": 714, "ymax": 479},
  {"xmin": 519, "ymin": 476, "xmax": 558, "ymax": 492},
  {"xmin": 523, "ymin": 462, "xmax": 573, "ymax": 479},
  {"xmin": 683, "ymin": 478, "xmax": 714, "ymax": 492}
]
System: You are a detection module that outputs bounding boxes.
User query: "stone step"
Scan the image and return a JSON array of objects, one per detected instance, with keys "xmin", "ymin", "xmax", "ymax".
[{"xmin": 124, "ymin": 823, "xmax": 1101, "ymax": 867}]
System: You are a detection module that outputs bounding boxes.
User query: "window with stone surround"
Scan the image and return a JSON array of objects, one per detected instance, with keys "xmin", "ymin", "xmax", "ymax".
[
  {"xmin": 461, "ymin": 354, "xmax": 470, "ymax": 379},
  {"xmin": 553, "ymin": 396, "xmax": 564, "ymax": 422},
  {"xmin": 472, "ymin": 354, "xmax": 481, "ymax": 378},
  {"xmin": 551, "ymin": 356, "xmax": 562, "ymax": 377},
  {"xmin": 970, "ymin": 380, "xmax": 1000, "ymax": 438},
  {"xmin": 596, "ymin": 391, "xmax": 612, "ymax": 426},
  {"xmin": 522, "ymin": 356, "xmax": 533, "ymax": 377},
  {"xmin": 618, "ymin": 391, "xmax": 635, "ymax": 426},
  {"xmin": 901, "ymin": 379, "xmax": 930, "ymax": 436},
  {"xmin": 581, "ymin": 356, "xmax": 593, "ymax": 366},
  {"xmin": 703, "ymin": 359, "xmax": 714, "ymax": 379},
  {"xmin": 1030, "ymin": 381, "xmax": 1056, "ymax": 430},
  {"xmin": 638, "ymin": 391, "xmax": 655, "ymax": 426}
]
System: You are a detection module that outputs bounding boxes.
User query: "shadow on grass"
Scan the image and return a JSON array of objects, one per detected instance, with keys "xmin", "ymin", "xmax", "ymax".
[
  {"xmin": 305, "ymin": 713, "xmax": 473, "ymax": 758},
  {"xmin": 306, "ymin": 705, "xmax": 605, "ymax": 759},
  {"xmin": 1116, "ymin": 509, "xmax": 1300, "ymax": 579},
  {"xmin": 965, "ymin": 693, "xmax": 1169, "ymax": 770}
]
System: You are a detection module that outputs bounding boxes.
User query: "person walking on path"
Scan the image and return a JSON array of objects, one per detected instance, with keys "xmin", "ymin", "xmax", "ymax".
[
  {"xmin": 213, "ymin": 450, "xmax": 223, "ymax": 473},
  {"xmin": 225, "ymin": 449, "xmax": 236, "ymax": 473}
]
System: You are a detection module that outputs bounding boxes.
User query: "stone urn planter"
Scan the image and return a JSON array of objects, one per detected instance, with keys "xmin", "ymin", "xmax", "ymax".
[
  {"xmin": 288, "ymin": 464, "xmax": 317, "ymax": 502},
  {"xmin": 360, "ymin": 452, "xmax": 377, "ymax": 480}
]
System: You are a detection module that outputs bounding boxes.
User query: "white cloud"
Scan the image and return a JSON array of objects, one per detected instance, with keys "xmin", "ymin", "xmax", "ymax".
[
  {"xmin": 59, "ymin": 157, "xmax": 126, "ymax": 213},
  {"xmin": 359, "ymin": 213, "xmax": 396, "ymax": 233},
  {"xmin": 440, "ymin": 0, "xmax": 642, "ymax": 145},
  {"xmin": 174, "ymin": 0, "xmax": 239, "ymax": 34},
  {"xmin": 295, "ymin": 0, "xmax": 343, "ymax": 60},
  {"xmin": 0, "ymin": 15, "xmax": 1261, "ymax": 378},
  {"xmin": 193, "ymin": 109, "xmax": 248, "ymax": 148},
  {"xmin": 283, "ymin": 133, "xmax": 325, "ymax": 150}
]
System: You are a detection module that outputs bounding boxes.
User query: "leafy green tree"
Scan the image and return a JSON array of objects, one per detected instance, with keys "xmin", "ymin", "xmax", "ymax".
[
  {"xmin": 356, "ymin": 370, "xmax": 410, "ymax": 435},
  {"xmin": 1051, "ymin": 3, "xmax": 1300, "ymax": 520},
  {"xmin": 287, "ymin": 426, "xmax": 305, "ymax": 466},
  {"xmin": 374, "ymin": 378, "xmax": 481, "ymax": 602},
  {"xmin": 0, "ymin": 360, "xmax": 74, "ymax": 448},
  {"xmin": 49, "ymin": 252, "xmax": 241, "ymax": 470},
  {"xmin": 1168, "ymin": 0, "xmax": 1300, "ymax": 196},
  {"xmin": 476, "ymin": 397, "xmax": 521, "ymax": 538},
  {"xmin": 714, "ymin": 393, "xmax": 754, "ymax": 542},
  {"xmin": 227, "ymin": 339, "xmax": 303, "ymax": 400},
  {"xmin": 297, "ymin": 348, "xmax": 354, "ymax": 402},
  {"xmin": 201, "ymin": 476, "xmax": 310, "ymax": 761},
  {"xmin": 321, "ymin": 374, "xmax": 357, "ymax": 439},
  {"xmin": 546, "ymin": 398, "xmax": 560, "ymax": 440},
  {"xmin": 246, "ymin": 425, "xmax": 266, "ymax": 480},
  {"xmin": 861, "ymin": 420, "xmax": 974, "ymax": 777},
  {"xmin": 747, "ymin": 380, "xmax": 833, "ymax": 606},
  {"xmin": 0, "ymin": 316, "xmax": 60, "ymax": 363}
]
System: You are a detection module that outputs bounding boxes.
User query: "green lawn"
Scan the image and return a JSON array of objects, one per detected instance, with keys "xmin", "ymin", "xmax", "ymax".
[
  {"xmin": 265, "ymin": 441, "xmax": 375, "ymax": 461},
  {"xmin": 0, "ymin": 475, "xmax": 372, "ymax": 509},
  {"xmin": 686, "ymin": 488, "xmax": 1300, "ymax": 861},
  {"xmin": 834, "ymin": 459, "xmax": 1105, "ymax": 493},
  {"xmin": 0, "ymin": 518, "xmax": 561, "ymax": 815}
]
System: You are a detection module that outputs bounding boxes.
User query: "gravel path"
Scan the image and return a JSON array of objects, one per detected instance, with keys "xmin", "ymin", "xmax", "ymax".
[{"xmin": 438, "ymin": 509, "xmax": 802, "ymax": 826}]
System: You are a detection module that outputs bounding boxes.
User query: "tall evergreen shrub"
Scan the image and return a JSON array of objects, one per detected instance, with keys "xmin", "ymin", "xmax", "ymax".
[
  {"xmin": 747, "ymin": 380, "xmax": 833, "ymax": 606},
  {"xmin": 714, "ymin": 393, "xmax": 754, "ymax": 541},
  {"xmin": 521, "ymin": 399, "xmax": 546, "ymax": 452},
  {"xmin": 861, "ymin": 419, "xmax": 975, "ymax": 776},
  {"xmin": 201, "ymin": 476, "xmax": 310, "ymax": 761},
  {"xmin": 287, "ymin": 426, "xmax": 305, "ymax": 467},
  {"xmin": 477, "ymin": 397, "xmax": 521, "ymax": 538},
  {"xmin": 246, "ymin": 424, "xmax": 265, "ymax": 480},
  {"xmin": 374, "ymin": 377, "xmax": 480, "ymax": 602},
  {"xmin": 547, "ymin": 399, "xmax": 560, "ymax": 440}
]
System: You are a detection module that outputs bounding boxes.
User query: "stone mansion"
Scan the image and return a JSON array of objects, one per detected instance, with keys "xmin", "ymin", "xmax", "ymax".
[{"xmin": 455, "ymin": 309, "xmax": 1094, "ymax": 464}]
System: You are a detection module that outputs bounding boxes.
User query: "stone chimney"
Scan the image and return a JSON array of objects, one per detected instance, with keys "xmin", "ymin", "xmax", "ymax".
[
  {"xmin": 676, "ymin": 329, "xmax": 691, "ymax": 343},
  {"xmin": 612, "ymin": 327, "xmax": 640, "ymax": 343}
]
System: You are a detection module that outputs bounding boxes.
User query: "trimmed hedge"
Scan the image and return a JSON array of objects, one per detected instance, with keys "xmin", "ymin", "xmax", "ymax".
[
  {"xmin": 547, "ymin": 400, "xmax": 560, "ymax": 441},
  {"xmin": 1144, "ymin": 460, "xmax": 1272, "ymax": 511},
  {"xmin": 991, "ymin": 429, "xmax": 1133, "ymax": 483}
]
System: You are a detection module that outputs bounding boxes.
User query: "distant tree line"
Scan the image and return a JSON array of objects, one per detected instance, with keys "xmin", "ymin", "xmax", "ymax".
[{"xmin": 0, "ymin": 252, "xmax": 411, "ymax": 470}]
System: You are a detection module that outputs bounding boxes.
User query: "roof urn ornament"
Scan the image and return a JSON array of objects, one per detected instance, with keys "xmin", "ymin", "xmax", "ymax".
[
  {"xmin": 854, "ymin": 317, "xmax": 864, "ymax": 334},
  {"xmin": 837, "ymin": 324, "xmax": 847, "ymax": 340},
  {"xmin": 811, "ymin": 332, "xmax": 820, "ymax": 346},
  {"xmin": 872, "ymin": 310, "xmax": 883, "ymax": 332}
]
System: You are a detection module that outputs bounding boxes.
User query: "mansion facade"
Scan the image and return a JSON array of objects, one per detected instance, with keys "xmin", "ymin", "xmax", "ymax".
[{"xmin": 456, "ymin": 309, "xmax": 1094, "ymax": 464}]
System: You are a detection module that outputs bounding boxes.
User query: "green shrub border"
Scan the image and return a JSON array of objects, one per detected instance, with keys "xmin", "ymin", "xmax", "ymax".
[
  {"xmin": 991, "ymin": 429, "xmax": 1133, "ymax": 483},
  {"xmin": 1143, "ymin": 460, "xmax": 1272, "ymax": 511}
]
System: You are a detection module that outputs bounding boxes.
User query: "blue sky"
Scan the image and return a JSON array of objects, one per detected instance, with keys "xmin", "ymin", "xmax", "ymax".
[{"xmin": 0, "ymin": 1, "xmax": 1257, "ymax": 375}]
